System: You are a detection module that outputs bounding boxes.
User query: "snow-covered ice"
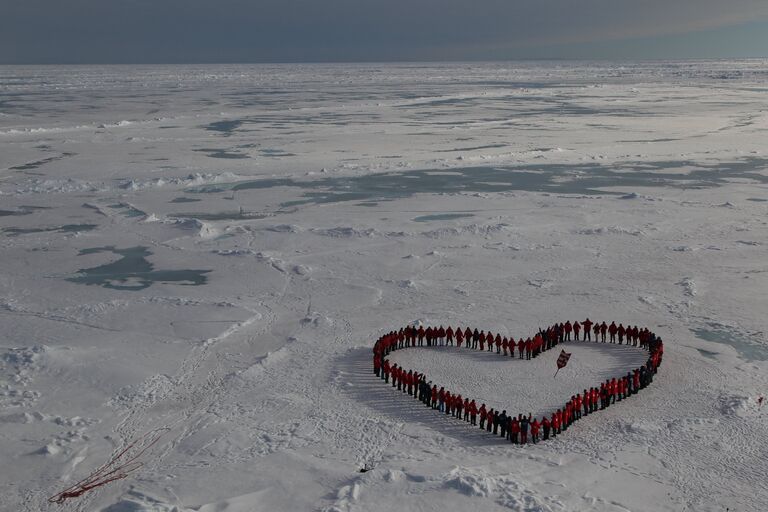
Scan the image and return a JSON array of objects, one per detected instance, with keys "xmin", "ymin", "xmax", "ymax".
[{"xmin": 1, "ymin": 61, "xmax": 767, "ymax": 511}]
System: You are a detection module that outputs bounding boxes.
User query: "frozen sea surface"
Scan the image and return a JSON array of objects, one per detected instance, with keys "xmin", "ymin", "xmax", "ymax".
[{"xmin": 1, "ymin": 61, "xmax": 768, "ymax": 512}]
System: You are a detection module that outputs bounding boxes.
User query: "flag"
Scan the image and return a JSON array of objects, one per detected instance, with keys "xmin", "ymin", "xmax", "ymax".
[{"xmin": 557, "ymin": 349, "xmax": 571, "ymax": 370}]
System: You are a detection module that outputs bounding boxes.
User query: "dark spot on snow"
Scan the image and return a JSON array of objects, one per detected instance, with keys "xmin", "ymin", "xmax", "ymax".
[
  {"xmin": 184, "ymin": 156, "xmax": 768, "ymax": 210},
  {"xmin": 3, "ymin": 224, "xmax": 97, "ymax": 237},
  {"xmin": 193, "ymin": 148, "xmax": 250, "ymax": 159},
  {"xmin": 67, "ymin": 246, "xmax": 211, "ymax": 291},
  {"xmin": 691, "ymin": 325, "xmax": 768, "ymax": 361},
  {"xmin": 203, "ymin": 119, "xmax": 244, "ymax": 135},
  {"xmin": 413, "ymin": 213, "xmax": 475, "ymax": 222}
]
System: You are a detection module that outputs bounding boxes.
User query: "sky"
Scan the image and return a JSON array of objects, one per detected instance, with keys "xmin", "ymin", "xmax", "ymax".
[{"xmin": 2, "ymin": 0, "xmax": 768, "ymax": 64}]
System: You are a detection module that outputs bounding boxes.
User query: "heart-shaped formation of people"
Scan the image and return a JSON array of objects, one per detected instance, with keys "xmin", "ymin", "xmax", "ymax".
[{"xmin": 373, "ymin": 320, "xmax": 664, "ymax": 444}]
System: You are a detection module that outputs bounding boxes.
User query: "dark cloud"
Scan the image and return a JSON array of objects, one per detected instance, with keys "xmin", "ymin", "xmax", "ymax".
[{"xmin": 2, "ymin": 0, "xmax": 767, "ymax": 63}]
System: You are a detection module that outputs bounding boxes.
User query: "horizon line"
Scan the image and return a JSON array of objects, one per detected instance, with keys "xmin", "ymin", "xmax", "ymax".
[{"xmin": 2, "ymin": 56, "xmax": 768, "ymax": 67}]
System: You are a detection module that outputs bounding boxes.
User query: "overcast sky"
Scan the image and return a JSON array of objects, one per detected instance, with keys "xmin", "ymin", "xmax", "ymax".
[{"xmin": 2, "ymin": 0, "xmax": 768, "ymax": 64}]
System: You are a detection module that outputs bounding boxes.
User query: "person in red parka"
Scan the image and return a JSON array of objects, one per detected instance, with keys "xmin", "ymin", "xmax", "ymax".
[
  {"xmin": 479, "ymin": 331, "xmax": 486, "ymax": 351},
  {"xmin": 502, "ymin": 337, "xmax": 509, "ymax": 356},
  {"xmin": 551, "ymin": 412, "xmax": 559, "ymax": 437},
  {"xmin": 530, "ymin": 418, "xmax": 540, "ymax": 443},
  {"xmin": 542, "ymin": 416, "xmax": 551, "ymax": 440},
  {"xmin": 600, "ymin": 321, "xmax": 608, "ymax": 342},
  {"xmin": 582, "ymin": 318, "xmax": 593, "ymax": 341},
  {"xmin": 609, "ymin": 321, "xmax": 617, "ymax": 343},
  {"xmin": 508, "ymin": 337, "xmax": 515, "ymax": 358},
  {"xmin": 383, "ymin": 360, "xmax": 391, "ymax": 383},
  {"xmin": 564, "ymin": 321, "xmax": 572, "ymax": 341},
  {"xmin": 518, "ymin": 338, "xmax": 525, "ymax": 359},
  {"xmin": 446, "ymin": 326, "xmax": 454, "ymax": 346},
  {"xmin": 573, "ymin": 321, "xmax": 581, "ymax": 341},
  {"xmin": 479, "ymin": 403, "xmax": 487, "ymax": 429},
  {"xmin": 617, "ymin": 323, "xmax": 625, "ymax": 344},
  {"xmin": 510, "ymin": 416, "xmax": 520, "ymax": 444},
  {"xmin": 495, "ymin": 333, "xmax": 502, "ymax": 354}
]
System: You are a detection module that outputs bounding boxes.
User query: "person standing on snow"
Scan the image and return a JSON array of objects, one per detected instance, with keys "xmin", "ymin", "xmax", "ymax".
[
  {"xmin": 530, "ymin": 418, "xmax": 540, "ymax": 443},
  {"xmin": 469, "ymin": 400, "xmax": 478, "ymax": 425},
  {"xmin": 520, "ymin": 415, "xmax": 529, "ymax": 444},
  {"xmin": 510, "ymin": 416, "xmax": 520, "ymax": 444},
  {"xmin": 497, "ymin": 410, "xmax": 507, "ymax": 437}
]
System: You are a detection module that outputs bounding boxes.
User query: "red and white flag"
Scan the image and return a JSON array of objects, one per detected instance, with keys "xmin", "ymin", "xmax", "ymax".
[{"xmin": 556, "ymin": 349, "xmax": 572, "ymax": 369}]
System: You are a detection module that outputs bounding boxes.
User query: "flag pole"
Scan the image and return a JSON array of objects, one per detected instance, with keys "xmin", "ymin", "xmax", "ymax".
[{"xmin": 554, "ymin": 368, "xmax": 560, "ymax": 378}]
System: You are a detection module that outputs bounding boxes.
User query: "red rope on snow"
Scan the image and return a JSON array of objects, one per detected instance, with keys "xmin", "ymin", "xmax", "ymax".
[{"xmin": 48, "ymin": 427, "xmax": 170, "ymax": 504}]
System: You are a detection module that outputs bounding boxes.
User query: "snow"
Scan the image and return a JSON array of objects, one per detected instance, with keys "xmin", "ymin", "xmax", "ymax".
[
  {"xmin": 387, "ymin": 343, "xmax": 646, "ymax": 417},
  {"xmin": 1, "ymin": 61, "xmax": 767, "ymax": 512}
]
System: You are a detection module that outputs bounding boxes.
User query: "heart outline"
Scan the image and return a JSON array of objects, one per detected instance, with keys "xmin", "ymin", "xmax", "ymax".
[{"xmin": 373, "ymin": 321, "xmax": 664, "ymax": 444}]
